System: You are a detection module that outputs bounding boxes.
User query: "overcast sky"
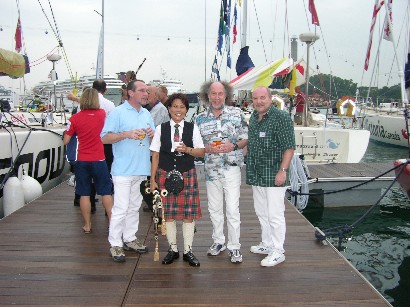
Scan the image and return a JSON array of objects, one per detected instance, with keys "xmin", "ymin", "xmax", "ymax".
[{"xmin": 0, "ymin": 0, "xmax": 409, "ymax": 96}]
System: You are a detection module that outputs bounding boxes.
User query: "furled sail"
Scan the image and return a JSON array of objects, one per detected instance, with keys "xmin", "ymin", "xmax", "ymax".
[
  {"xmin": 0, "ymin": 48, "xmax": 30, "ymax": 78},
  {"xmin": 230, "ymin": 57, "xmax": 294, "ymax": 91}
]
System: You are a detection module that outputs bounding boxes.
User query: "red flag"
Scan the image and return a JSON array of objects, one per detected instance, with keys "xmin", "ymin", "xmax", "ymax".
[
  {"xmin": 364, "ymin": 0, "xmax": 384, "ymax": 71},
  {"xmin": 383, "ymin": 0, "xmax": 393, "ymax": 41},
  {"xmin": 15, "ymin": 18, "xmax": 22, "ymax": 53},
  {"xmin": 308, "ymin": 0, "xmax": 320, "ymax": 26}
]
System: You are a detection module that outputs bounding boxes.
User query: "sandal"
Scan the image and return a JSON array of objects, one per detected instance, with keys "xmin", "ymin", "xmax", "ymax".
[{"xmin": 82, "ymin": 226, "xmax": 92, "ymax": 234}]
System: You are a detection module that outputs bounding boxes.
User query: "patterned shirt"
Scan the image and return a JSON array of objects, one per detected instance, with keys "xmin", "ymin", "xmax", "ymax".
[
  {"xmin": 195, "ymin": 106, "xmax": 248, "ymax": 181},
  {"xmin": 246, "ymin": 106, "xmax": 295, "ymax": 187}
]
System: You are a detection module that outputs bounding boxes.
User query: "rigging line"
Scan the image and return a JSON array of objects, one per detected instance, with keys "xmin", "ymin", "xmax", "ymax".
[
  {"xmin": 291, "ymin": 162, "xmax": 404, "ymax": 197},
  {"xmin": 251, "ymin": 0, "xmax": 267, "ymax": 62},
  {"xmin": 37, "ymin": 0, "xmax": 60, "ymax": 44},
  {"xmin": 350, "ymin": 163, "xmax": 404, "ymax": 229},
  {"xmin": 47, "ymin": 0, "xmax": 62, "ymax": 46},
  {"xmin": 283, "ymin": 0, "xmax": 289, "ymax": 59},
  {"xmin": 29, "ymin": 46, "xmax": 59, "ymax": 64},
  {"xmin": 270, "ymin": 0, "xmax": 279, "ymax": 61}
]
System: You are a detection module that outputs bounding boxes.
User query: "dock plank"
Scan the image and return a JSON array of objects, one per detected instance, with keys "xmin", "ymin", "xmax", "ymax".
[{"xmin": 0, "ymin": 166, "xmax": 389, "ymax": 306}]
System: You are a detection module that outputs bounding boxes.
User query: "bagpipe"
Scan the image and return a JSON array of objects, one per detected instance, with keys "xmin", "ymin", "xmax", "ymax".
[{"xmin": 145, "ymin": 181, "xmax": 168, "ymax": 261}]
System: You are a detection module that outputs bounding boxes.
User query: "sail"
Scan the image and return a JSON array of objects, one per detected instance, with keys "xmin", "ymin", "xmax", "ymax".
[
  {"xmin": 0, "ymin": 48, "xmax": 30, "ymax": 78},
  {"xmin": 230, "ymin": 57, "xmax": 294, "ymax": 91},
  {"xmin": 95, "ymin": 24, "xmax": 103, "ymax": 79},
  {"xmin": 235, "ymin": 46, "xmax": 254, "ymax": 76}
]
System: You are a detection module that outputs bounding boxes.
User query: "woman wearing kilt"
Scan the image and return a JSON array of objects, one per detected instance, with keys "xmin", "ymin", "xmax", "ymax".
[{"xmin": 150, "ymin": 93, "xmax": 205, "ymax": 266}]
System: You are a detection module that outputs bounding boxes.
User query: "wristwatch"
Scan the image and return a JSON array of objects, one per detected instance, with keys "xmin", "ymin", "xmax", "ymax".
[
  {"xmin": 280, "ymin": 168, "xmax": 287, "ymax": 172},
  {"xmin": 233, "ymin": 143, "xmax": 239, "ymax": 151}
]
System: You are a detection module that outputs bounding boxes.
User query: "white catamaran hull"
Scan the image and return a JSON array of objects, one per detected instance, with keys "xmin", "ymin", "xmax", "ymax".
[
  {"xmin": 294, "ymin": 126, "xmax": 370, "ymax": 163},
  {"xmin": 0, "ymin": 117, "xmax": 70, "ymax": 218},
  {"xmin": 361, "ymin": 112, "xmax": 408, "ymax": 148}
]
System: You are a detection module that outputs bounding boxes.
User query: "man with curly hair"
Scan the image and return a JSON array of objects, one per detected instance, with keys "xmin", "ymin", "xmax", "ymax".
[{"xmin": 194, "ymin": 81, "xmax": 248, "ymax": 264}]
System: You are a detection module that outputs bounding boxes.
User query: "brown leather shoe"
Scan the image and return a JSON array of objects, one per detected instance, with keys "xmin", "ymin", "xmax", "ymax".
[
  {"xmin": 183, "ymin": 251, "xmax": 200, "ymax": 267},
  {"xmin": 162, "ymin": 250, "xmax": 179, "ymax": 264}
]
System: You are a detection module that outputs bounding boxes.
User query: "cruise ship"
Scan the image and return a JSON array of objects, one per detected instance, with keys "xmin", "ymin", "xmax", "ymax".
[{"xmin": 31, "ymin": 74, "xmax": 124, "ymax": 110}]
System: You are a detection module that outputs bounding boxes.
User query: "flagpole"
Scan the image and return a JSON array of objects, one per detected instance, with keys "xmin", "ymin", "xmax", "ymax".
[{"xmin": 241, "ymin": 0, "xmax": 247, "ymax": 48}]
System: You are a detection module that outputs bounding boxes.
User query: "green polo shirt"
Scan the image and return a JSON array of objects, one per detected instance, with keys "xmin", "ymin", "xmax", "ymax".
[{"xmin": 246, "ymin": 105, "xmax": 295, "ymax": 187}]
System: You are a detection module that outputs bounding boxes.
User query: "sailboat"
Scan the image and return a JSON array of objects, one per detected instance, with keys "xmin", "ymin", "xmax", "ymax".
[
  {"xmin": 358, "ymin": 0, "xmax": 410, "ymax": 148},
  {"xmin": 214, "ymin": 0, "xmax": 370, "ymax": 164},
  {"xmin": 0, "ymin": 4, "xmax": 70, "ymax": 218}
]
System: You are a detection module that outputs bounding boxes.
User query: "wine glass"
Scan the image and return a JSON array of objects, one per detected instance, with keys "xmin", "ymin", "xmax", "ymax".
[
  {"xmin": 137, "ymin": 129, "xmax": 146, "ymax": 146},
  {"xmin": 174, "ymin": 141, "xmax": 184, "ymax": 156}
]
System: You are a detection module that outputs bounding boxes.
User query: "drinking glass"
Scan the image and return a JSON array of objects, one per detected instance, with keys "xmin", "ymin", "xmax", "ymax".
[
  {"xmin": 174, "ymin": 142, "xmax": 184, "ymax": 156},
  {"xmin": 212, "ymin": 138, "xmax": 223, "ymax": 148},
  {"xmin": 138, "ymin": 130, "xmax": 146, "ymax": 146}
]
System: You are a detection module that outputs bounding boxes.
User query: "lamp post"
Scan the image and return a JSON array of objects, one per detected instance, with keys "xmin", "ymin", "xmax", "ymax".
[
  {"xmin": 46, "ymin": 53, "xmax": 62, "ymax": 111},
  {"xmin": 299, "ymin": 32, "xmax": 320, "ymax": 127}
]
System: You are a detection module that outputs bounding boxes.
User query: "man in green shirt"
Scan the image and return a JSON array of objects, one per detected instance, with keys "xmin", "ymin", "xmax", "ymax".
[{"xmin": 246, "ymin": 86, "xmax": 295, "ymax": 267}]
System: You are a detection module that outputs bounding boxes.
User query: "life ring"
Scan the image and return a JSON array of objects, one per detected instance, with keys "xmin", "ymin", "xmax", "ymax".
[{"xmin": 336, "ymin": 96, "xmax": 356, "ymax": 116}]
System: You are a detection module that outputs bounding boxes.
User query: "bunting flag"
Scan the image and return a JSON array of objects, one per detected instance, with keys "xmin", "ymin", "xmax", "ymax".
[
  {"xmin": 308, "ymin": 0, "xmax": 320, "ymax": 26},
  {"xmin": 383, "ymin": 0, "xmax": 393, "ymax": 41},
  {"xmin": 212, "ymin": 56, "xmax": 220, "ymax": 81},
  {"xmin": 95, "ymin": 24, "xmax": 104, "ymax": 79},
  {"xmin": 233, "ymin": 4, "xmax": 238, "ymax": 43},
  {"xmin": 364, "ymin": 0, "xmax": 384, "ymax": 71},
  {"xmin": 217, "ymin": 2, "xmax": 224, "ymax": 54},
  {"xmin": 226, "ymin": 0, "xmax": 231, "ymax": 68},
  {"xmin": 15, "ymin": 18, "xmax": 22, "ymax": 53}
]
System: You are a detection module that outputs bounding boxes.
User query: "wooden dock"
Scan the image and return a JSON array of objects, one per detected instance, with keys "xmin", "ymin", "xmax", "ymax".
[{"xmin": 0, "ymin": 166, "xmax": 390, "ymax": 306}]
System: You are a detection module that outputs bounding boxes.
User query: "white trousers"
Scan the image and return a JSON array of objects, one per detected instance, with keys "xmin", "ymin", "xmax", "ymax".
[
  {"xmin": 252, "ymin": 186, "xmax": 286, "ymax": 254},
  {"xmin": 108, "ymin": 175, "xmax": 145, "ymax": 247},
  {"xmin": 206, "ymin": 166, "xmax": 241, "ymax": 250}
]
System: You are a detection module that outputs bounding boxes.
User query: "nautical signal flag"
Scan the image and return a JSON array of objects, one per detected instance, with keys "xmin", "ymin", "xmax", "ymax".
[
  {"xmin": 364, "ymin": 0, "xmax": 384, "ymax": 71},
  {"xmin": 308, "ymin": 0, "xmax": 320, "ymax": 26},
  {"xmin": 383, "ymin": 0, "xmax": 393, "ymax": 42},
  {"xmin": 15, "ymin": 18, "xmax": 22, "ymax": 53}
]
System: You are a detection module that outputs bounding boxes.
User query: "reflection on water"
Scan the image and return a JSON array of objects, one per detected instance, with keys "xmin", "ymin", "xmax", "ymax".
[{"xmin": 304, "ymin": 141, "xmax": 410, "ymax": 306}]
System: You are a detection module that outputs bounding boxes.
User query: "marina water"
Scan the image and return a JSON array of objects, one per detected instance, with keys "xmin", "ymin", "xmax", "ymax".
[{"xmin": 303, "ymin": 141, "xmax": 410, "ymax": 306}]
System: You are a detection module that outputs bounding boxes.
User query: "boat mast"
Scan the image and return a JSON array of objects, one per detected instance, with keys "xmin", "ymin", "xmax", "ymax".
[
  {"xmin": 94, "ymin": 0, "xmax": 104, "ymax": 78},
  {"xmin": 241, "ymin": 0, "xmax": 248, "ymax": 48}
]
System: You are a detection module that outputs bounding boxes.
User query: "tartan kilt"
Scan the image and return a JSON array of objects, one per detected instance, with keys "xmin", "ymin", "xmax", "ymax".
[{"xmin": 157, "ymin": 167, "xmax": 202, "ymax": 220}]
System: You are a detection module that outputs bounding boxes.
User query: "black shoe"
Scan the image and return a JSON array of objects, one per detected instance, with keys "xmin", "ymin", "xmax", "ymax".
[
  {"xmin": 183, "ymin": 251, "xmax": 200, "ymax": 267},
  {"xmin": 162, "ymin": 250, "xmax": 179, "ymax": 265}
]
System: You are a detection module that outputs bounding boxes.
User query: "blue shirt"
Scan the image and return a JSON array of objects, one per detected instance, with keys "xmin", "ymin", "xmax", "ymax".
[{"xmin": 101, "ymin": 101, "xmax": 155, "ymax": 176}]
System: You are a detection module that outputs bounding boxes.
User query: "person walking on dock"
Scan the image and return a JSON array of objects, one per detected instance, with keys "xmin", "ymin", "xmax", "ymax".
[
  {"xmin": 63, "ymin": 88, "xmax": 113, "ymax": 234},
  {"xmin": 195, "ymin": 81, "xmax": 248, "ymax": 264},
  {"xmin": 246, "ymin": 86, "xmax": 295, "ymax": 267},
  {"xmin": 101, "ymin": 79, "xmax": 155, "ymax": 262}
]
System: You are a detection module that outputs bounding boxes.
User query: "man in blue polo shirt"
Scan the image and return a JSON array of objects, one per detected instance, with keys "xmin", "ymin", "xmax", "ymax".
[{"xmin": 101, "ymin": 79, "xmax": 155, "ymax": 262}]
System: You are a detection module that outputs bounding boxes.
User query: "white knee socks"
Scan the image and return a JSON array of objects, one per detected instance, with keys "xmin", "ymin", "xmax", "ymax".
[
  {"xmin": 166, "ymin": 220, "xmax": 178, "ymax": 252},
  {"xmin": 183, "ymin": 221, "xmax": 195, "ymax": 254}
]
